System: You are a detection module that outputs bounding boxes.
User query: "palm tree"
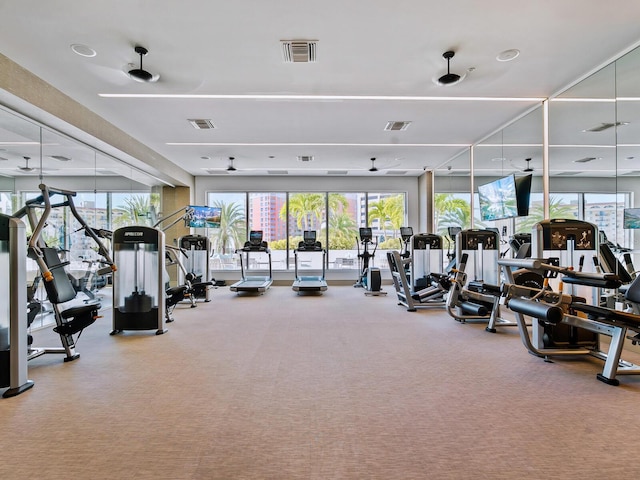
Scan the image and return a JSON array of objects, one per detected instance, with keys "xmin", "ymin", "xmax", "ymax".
[
  {"xmin": 384, "ymin": 194, "xmax": 405, "ymax": 240},
  {"xmin": 323, "ymin": 212, "xmax": 358, "ymax": 249},
  {"xmin": 113, "ymin": 193, "xmax": 160, "ymax": 228},
  {"xmin": 367, "ymin": 199, "xmax": 388, "ymax": 240},
  {"xmin": 434, "ymin": 193, "xmax": 472, "ymax": 236},
  {"xmin": 516, "ymin": 196, "xmax": 578, "ymax": 232},
  {"xmin": 281, "ymin": 193, "xmax": 325, "ymax": 231},
  {"xmin": 209, "ymin": 201, "xmax": 246, "ymax": 254}
]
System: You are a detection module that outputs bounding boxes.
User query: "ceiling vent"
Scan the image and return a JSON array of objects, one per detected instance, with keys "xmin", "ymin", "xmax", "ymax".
[
  {"xmin": 268, "ymin": 170, "xmax": 288, "ymax": 175},
  {"xmin": 327, "ymin": 170, "xmax": 348, "ymax": 175},
  {"xmin": 50, "ymin": 155, "xmax": 72, "ymax": 161},
  {"xmin": 96, "ymin": 169, "xmax": 119, "ymax": 175},
  {"xmin": 573, "ymin": 157, "xmax": 597, "ymax": 163},
  {"xmin": 583, "ymin": 122, "xmax": 629, "ymax": 132},
  {"xmin": 386, "ymin": 170, "xmax": 408, "ymax": 175},
  {"xmin": 297, "ymin": 155, "xmax": 314, "ymax": 162},
  {"xmin": 204, "ymin": 169, "xmax": 228, "ymax": 175},
  {"xmin": 556, "ymin": 171, "xmax": 581, "ymax": 176},
  {"xmin": 281, "ymin": 40, "xmax": 318, "ymax": 63},
  {"xmin": 622, "ymin": 170, "xmax": 640, "ymax": 176},
  {"xmin": 188, "ymin": 119, "xmax": 215, "ymax": 130},
  {"xmin": 384, "ymin": 121, "xmax": 411, "ymax": 131}
]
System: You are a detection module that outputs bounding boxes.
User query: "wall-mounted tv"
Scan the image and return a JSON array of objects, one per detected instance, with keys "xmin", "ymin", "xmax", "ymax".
[
  {"xmin": 477, "ymin": 174, "xmax": 532, "ymax": 222},
  {"xmin": 478, "ymin": 175, "xmax": 518, "ymax": 221},
  {"xmin": 623, "ymin": 208, "xmax": 640, "ymax": 229},
  {"xmin": 514, "ymin": 174, "xmax": 532, "ymax": 217},
  {"xmin": 187, "ymin": 205, "xmax": 222, "ymax": 228}
]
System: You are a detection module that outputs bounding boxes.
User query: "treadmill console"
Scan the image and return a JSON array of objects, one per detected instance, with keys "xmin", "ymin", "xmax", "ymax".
[
  {"xmin": 298, "ymin": 230, "xmax": 322, "ymax": 251},
  {"xmin": 244, "ymin": 230, "xmax": 268, "ymax": 250}
]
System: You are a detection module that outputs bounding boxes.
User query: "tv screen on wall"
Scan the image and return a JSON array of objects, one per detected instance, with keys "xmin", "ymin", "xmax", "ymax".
[
  {"xmin": 187, "ymin": 205, "xmax": 222, "ymax": 228},
  {"xmin": 515, "ymin": 174, "xmax": 532, "ymax": 217},
  {"xmin": 478, "ymin": 175, "xmax": 518, "ymax": 221},
  {"xmin": 623, "ymin": 208, "xmax": 640, "ymax": 229}
]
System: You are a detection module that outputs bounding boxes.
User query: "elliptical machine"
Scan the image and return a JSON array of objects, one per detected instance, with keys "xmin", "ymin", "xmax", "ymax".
[{"xmin": 354, "ymin": 227, "xmax": 386, "ymax": 296}]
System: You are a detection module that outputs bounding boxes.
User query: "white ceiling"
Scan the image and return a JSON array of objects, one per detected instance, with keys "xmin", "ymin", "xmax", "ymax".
[{"xmin": 1, "ymin": 0, "xmax": 640, "ymax": 181}]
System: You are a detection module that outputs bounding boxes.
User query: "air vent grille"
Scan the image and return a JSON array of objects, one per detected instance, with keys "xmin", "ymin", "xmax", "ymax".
[
  {"xmin": 573, "ymin": 157, "xmax": 597, "ymax": 163},
  {"xmin": 204, "ymin": 169, "xmax": 228, "ymax": 175},
  {"xmin": 281, "ymin": 40, "xmax": 318, "ymax": 63},
  {"xmin": 268, "ymin": 170, "xmax": 288, "ymax": 175},
  {"xmin": 297, "ymin": 155, "xmax": 314, "ymax": 162},
  {"xmin": 327, "ymin": 170, "xmax": 348, "ymax": 175},
  {"xmin": 622, "ymin": 170, "xmax": 640, "ymax": 176},
  {"xmin": 188, "ymin": 119, "xmax": 215, "ymax": 130},
  {"xmin": 51, "ymin": 155, "xmax": 72, "ymax": 161},
  {"xmin": 385, "ymin": 170, "xmax": 408, "ymax": 175},
  {"xmin": 556, "ymin": 171, "xmax": 581, "ymax": 176},
  {"xmin": 384, "ymin": 121, "xmax": 411, "ymax": 131}
]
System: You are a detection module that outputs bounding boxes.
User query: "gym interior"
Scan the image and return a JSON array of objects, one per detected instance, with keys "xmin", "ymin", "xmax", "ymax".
[{"xmin": 3, "ymin": 2, "xmax": 640, "ymax": 479}]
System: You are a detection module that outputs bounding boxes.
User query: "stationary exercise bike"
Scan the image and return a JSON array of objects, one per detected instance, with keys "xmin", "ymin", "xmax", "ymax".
[{"xmin": 354, "ymin": 227, "xmax": 386, "ymax": 296}]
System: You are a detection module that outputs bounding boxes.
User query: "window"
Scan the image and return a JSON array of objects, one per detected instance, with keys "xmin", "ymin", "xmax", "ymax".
[{"xmin": 207, "ymin": 193, "xmax": 247, "ymax": 270}]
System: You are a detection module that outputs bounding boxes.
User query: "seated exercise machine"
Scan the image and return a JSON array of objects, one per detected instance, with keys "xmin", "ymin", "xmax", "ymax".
[
  {"xmin": 0, "ymin": 213, "xmax": 33, "ymax": 397},
  {"xmin": 292, "ymin": 230, "xmax": 327, "ymax": 294},
  {"xmin": 499, "ymin": 256, "xmax": 640, "ymax": 385},
  {"xmin": 446, "ymin": 229, "xmax": 510, "ymax": 329},
  {"xmin": 179, "ymin": 234, "xmax": 215, "ymax": 302},
  {"xmin": 164, "ymin": 244, "xmax": 194, "ymax": 322},
  {"xmin": 354, "ymin": 227, "xmax": 386, "ymax": 296},
  {"xmin": 13, "ymin": 184, "xmax": 114, "ymax": 360},
  {"xmin": 230, "ymin": 230, "xmax": 273, "ymax": 294},
  {"xmin": 387, "ymin": 229, "xmax": 450, "ymax": 311}
]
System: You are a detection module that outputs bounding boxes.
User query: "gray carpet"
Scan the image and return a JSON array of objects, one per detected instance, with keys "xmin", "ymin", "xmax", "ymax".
[{"xmin": 3, "ymin": 285, "xmax": 640, "ymax": 479}]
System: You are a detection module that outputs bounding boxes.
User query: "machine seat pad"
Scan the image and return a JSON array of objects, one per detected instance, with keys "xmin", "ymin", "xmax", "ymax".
[
  {"xmin": 562, "ymin": 272, "xmax": 622, "ymax": 289},
  {"xmin": 571, "ymin": 303, "xmax": 640, "ymax": 329},
  {"xmin": 167, "ymin": 286, "xmax": 188, "ymax": 295},
  {"xmin": 54, "ymin": 306, "xmax": 100, "ymax": 335},
  {"xmin": 468, "ymin": 281, "xmax": 501, "ymax": 295},
  {"xmin": 192, "ymin": 281, "xmax": 214, "ymax": 289},
  {"xmin": 60, "ymin": 304, "xmax": 100, "ymax": 320}
]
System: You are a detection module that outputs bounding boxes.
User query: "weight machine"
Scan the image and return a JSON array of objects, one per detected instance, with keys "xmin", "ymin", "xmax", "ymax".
[{"xmin": 13, "ymin": 184, "xmax": 115, "ymax": 361}]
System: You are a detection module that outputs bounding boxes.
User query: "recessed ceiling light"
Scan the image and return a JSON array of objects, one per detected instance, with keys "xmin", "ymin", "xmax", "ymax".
[
  {"xmin": 496, "ymin": 49, "xmax": 520, "ymax": 62},
  {"xmin": 71, "ymin": 44, "xmax": 97, "ymax": 57}
]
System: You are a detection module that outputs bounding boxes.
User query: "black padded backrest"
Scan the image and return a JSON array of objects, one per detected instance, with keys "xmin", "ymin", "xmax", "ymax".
[
  {"xmin": 600, "ymin": 243, "xmax": 633, "ymax": 284},
  {"xmin": 41, "ymin": 248, "xmax": 76, "ymax": 304}
]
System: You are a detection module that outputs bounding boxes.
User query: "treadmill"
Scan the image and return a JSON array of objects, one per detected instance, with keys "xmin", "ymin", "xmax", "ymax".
[
  {"xmin": 292, "ymin": 231, "xmax": 327, "ymax": 294},
  {"xmin": 229, "ymin": 230, "xmax": 273, "ymax": 294}
]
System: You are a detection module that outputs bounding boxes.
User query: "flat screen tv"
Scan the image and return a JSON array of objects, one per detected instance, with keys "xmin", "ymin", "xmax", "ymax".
[
  {"xmin": 514, "ymin": 174, "xmax": 532, "ymax": 217},
  {"xmin": 187, "ymin": 205, "xmax": 221, "ymax": 228},
  {"xmin": 478, "ymin": 174, "xmax": 532, "ymax": 221},
  {"xmin": 623, "ymin": 208, "xmax": 640, "ymax": 229},
  {"xmin": 478, "ymin": 175, "xmax": 518, "ymax": 221}
]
